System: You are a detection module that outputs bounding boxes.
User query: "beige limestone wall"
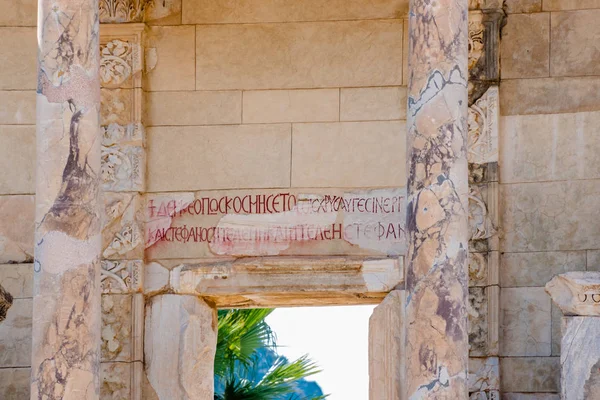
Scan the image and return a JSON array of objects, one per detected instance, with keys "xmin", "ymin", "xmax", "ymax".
[{"xmin": 499, "ymin": 3, "xmax": 600, "ymax": 397}]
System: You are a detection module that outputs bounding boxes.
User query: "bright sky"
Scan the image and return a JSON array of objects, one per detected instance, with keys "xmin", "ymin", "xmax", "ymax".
[{"xmin": 266, "ymin": 305, "xmax": 375, "ymax": 400}]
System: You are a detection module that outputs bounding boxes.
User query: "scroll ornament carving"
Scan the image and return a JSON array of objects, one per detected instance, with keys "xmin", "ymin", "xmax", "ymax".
[
  {"xmin": 100, "ymin": 40, "xmax": 140, "ymax": 88},
  {"xmin": 469, "ymin": 186, "xmax": 496, "ymax": 241},
  {"xmin": 101, "ymin": 123, "xmax": 145, "ymax": 192},
  {"xmin": 99, "ymin": 0, "xmax": 151, "ymax": 23},
  {"xmin": 101, "ymin": 260, "xmax": 142, "ymax": 293},
  {"xmin": 469, "ymin": 252, "xmax": 488, "ymax": 286},
  {"xmin": 468, "ymin": 16, "xmax": 484, "ymax": 71},
  {"xmin": 102, "ymin": 193, "xmax": 144, "ymax": 259},
  {"xmin": 468, "ymin": 287, "xmax": 488, "ymax": 355},
  {"xmin": 468, "ymin": 86, "xmax": 499, "ymax": 164}
]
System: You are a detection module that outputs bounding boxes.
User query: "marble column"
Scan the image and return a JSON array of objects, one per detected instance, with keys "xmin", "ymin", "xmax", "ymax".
[
  {"xmin": 405, "ymin": 0, "xmax": 470, "ymax": 396},
  {"xmin": 32, "ymin": 0, "xmax": 102, "ymax": 399}
]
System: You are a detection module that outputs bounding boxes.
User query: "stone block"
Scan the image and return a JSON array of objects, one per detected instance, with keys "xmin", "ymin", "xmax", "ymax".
[
  {"xmin": 500, "ymin": 77, "xmax": 600, "ymax": 116},
  {"xmin": 500, "ymin": 13, "xmax": 549, "ymax": 79},
  {"xmin": 0, "ymin": 264, "xmax": 32, "ymax": 299},
  {"xmin": 0, "ymin": 195, "xmax": 34, "ymax": 264},
  {"xmin": 468, "ymin": 357, "xmax": 500, "ymax": 394},
  {"xmin": 502, "ymin": 180, "xmax": 600, "ymax": 252},
  {"xmin": 145, "ymin": 295, "xmax": 217, "ymax": 400},
  {"xmin": 195, "ymin": 20, "xmax": 403, "ymax": 90},
  {"xmin": 504, "ymin": 0, "xmax": 541, "ymax": 12},
  {"xmin": 144, "ymin": 262, "xmax": 170, "ymax": 296},
  {"xmin": 546, "ymin": 271, "xmax": 600, "ymax": 316},
  {"xmin": 0, "ymin": 298, "xmax": 32, "ymax": 367},
  {"xmin": 0, "ymin": 0, "xmax": 36, "ymax": 26},
  {"xmin": 0, "ymin": 91, "xmax": 35, "ymax": 125},
  {"xmin": 145, "ymin": 26, "xmax": 195, "ymax": 91},
  {"xmin": 551, "ymin": 10, "xmax": 600, "ymax": 77},
  {"xmin": 0, "ymin": 368, "xmax": 30, "ymax": 399},
  {"xmin": 500, "ymin": 357, "xmax": 560, "ymax": 393},
  {"xmin": 500, "ymin": 251, "xmax": 586, "ymax": 287},
  {"xmin": 0, "ymin": 126, "xmax": 35, "ymax": 194},
  {"xmin": 369, "ymin": 290, "xmax": 404, "ymax": 400},
  {"xmin": 501, "ymin": 112, "xmax": 600, "ymax": 183},
  {"xmin": 500, "ymin": 287, "xmax": 551, "ymax": 356},
  {"xmin": 543, "ymin": 0, "xmax": 600, "ymax": 9},
  {"xmin": 147, "ymin": 124, "xmax": 291, "ymax": 191},
  {"xmin": 291, "ymin": 121, "xmax": 405, "ymax": 188},
  {"xmin": 0, "ymin": 28, "xmax": 36, "ymax": 90},
  {"xmin": 502, "ymin": 395, "xmax": 560, "ymax": 400},
  {"xmin": 145, "ymin": 0, "xmax": 181, "ymax": 25},
  {"xmin": 561, "ymin": 317, "xmax": 600, "ymax": 399},
  {"xmin": 146, "ymin": 91, "xmax": 242, "ymax": 126},
  {"xmin": 243, "ymin": 89, "xmax": 339, "ymax": 124},
  {"xmin": 341, "ymin": 87, "xmax": 406, "ymax": 122},
  {"xmin": 101, "ymin": 294, "xmax": 143, "ymax": 362},
  {"xmin": 183, "ymin": 0, "xmax": 407, "ymax": 24}
]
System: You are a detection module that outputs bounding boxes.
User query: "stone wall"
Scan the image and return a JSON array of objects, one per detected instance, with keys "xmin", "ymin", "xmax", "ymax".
[{"xmin": 498, "ymin": 2, "xmax": 600, "ymax": 398}]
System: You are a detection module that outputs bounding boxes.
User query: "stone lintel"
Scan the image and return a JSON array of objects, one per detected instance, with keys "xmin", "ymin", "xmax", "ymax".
[{"xmin": 168, "ymin": 256, "xmax": 404, "ymax": 308}]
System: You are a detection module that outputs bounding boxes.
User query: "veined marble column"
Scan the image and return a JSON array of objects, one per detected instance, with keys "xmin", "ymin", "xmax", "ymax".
[
  {"xmin": 405, "ymin": 0, "xmax": 469, "ymax": 396},
  {"xmin": 32, "ymin": 0, "xmax": 102, "ymax": 399}
]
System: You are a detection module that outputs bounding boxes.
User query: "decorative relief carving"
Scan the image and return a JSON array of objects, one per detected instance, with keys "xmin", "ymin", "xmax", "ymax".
[
  {"xmin": 469, "ymin": 287, "xmax": 488, "ymax": 356},
  {"xmin": 469, "ymin": 185, "xmax": 496, "ymax": 241},
  {"xmin": 101, "ymin": 260, "xmax": 143, "ymax": 294},
  {"xmin": 101, "ymin": 39, "xmax": 141, "ymax": 89},
  {"xmin": 102, "ymin": 193, "xmax": 144, "ymax": 259},
  {"xmin": 469, "ymin": 13, "xmax": 485, "ymax": 71},
  {"xmin": 101, "ymin": 294, "xmax": 133, "ymax": 361},
  {"xmin": 469, "ymin": 252, "xmax": 488, "ymax": 287},
  {"xmin": 99, "ymin": 0, "xmax": 151, "ymax": 23},
  {"xmin": 101, "ymin": 123, "xmax": 145, "ymax": 192},
  {"xmin": 468, "ymin": 86, "xmax": 499, "ymax": 164}
]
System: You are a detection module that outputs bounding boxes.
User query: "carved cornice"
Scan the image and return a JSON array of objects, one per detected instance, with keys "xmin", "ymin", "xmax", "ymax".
[{"xmin": 99, "ymin": 0, "xmax": 152, "ymax": 23}]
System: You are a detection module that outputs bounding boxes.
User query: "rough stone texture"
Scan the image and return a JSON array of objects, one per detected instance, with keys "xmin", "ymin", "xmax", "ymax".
[
  {"xmin": 502, "ymin": 395, "xmax": 560, "ymax": 400},
  {"xmin": 500, "ymin": 76, "xmax": 600, "ymax": 116},
  {"xmin": 543, "ymin": 0, "xmax": 600, "ymax": 9},
  {"xmin": 195, "ymin": 20, "xmax": 403, "ymax": 90},
  {"xmin": 148, "ymin": 124, "xmax": 291, "ymax": 191},
  {"xmin": 341, "ymin": 87, "xmax": 407, "ymax": 122},
  {"xmin": 32, "ymin": 0, "xmax": 102, "ymax": 397},
  {"xmin": 183, "ymin": 0, "xmax": 407, "ymax": 24},
  {"xmin": 0, "ymin": 298, "xmax": 32, "ymax": 367},
  {"xmin": 501, "ymin": 112, "xmax": 600, "ymax": 183},
  {"xmin": 503, "ymin": 0, "xmax": 541, "ymax": 12},
  {"xmin": 243, "ymin": 89, "xmax": 339, "ymax": 124},
  {"xmin": 101, "ymin": 294, "xmax": 143, "ymax": 362},
  {"xmin": 0, "ymin": 367, "xmax": 31, "ymax": 399},
  {"xmin": 144, "ymin": 26, "xmax": 195, "ymax": 91},
  {"xmin": 292, "ymin": 121, "xmax": 405, "ymax": 188},
  {"xmin": 0, "ymin": 27, "xmax": 36, "ymax": 90},
  {"xmin": 546, "ymin": 271, "xmax": 600, "ymax": 316},
  {"xmin": 0, "ymin": 283, "xmax": 13, "ymax": 322},
  {"xmin": 0, "ymin": 264, "xmax": 33, "ymax": 299},
  {"xmin": 561, "ymin": 317, "xmax": 600, "ymax": 399},
  {"xmin": 0, "ymin": 195, "xmax": 34, "ymax": 264},
  {"xmin": 500, "ymin": 357, "xmax": 560, "ymax": 393},
  {"xmin": 405, "ymin": 0, "xmax": 469, "ymax": 396},
  {"xmin": 0, "ymin": 126, "xmax": 35, "ymax": 194},
  {"xmin": 502, "ymin": 180, "xmax": 600, "ymax": 252},
  {"xmin": 369, "ymin": 290, "xmax": 405, "ymax": 400},
  {"xmin": 500, "ymin": 13, "xmax": 549, "ymax": 79},
  {"xmin": 468, "ymin": 357, "xmax": 500, "ymax": 396},
  {"xmin": 144, "ymin": 262, "xmax": 169, "ymax": 296},
  {"xmin": 146, "ymin": 91, "xmax": 241, "ymax": 126},
  {"xmin": 0, "ymin": 91, "xmax": 35, "ymax": 124},
  {"xmin": 550, "ymin": 10, "xmax": 600, "ymax": 77},
  {"xmin": 144, "ymin": 295, "xmax": 217, "ymax": 400},
  {"xmin": 500, "ymin": 287, "xmax": 551, "ymax": 356},
  {"xmin": 100, "ymin": 362, "xmax": 132, "ymax": 400},
  {"xmin": 501, "ymin": 251, "xmax": 586, "ymax": 287}
]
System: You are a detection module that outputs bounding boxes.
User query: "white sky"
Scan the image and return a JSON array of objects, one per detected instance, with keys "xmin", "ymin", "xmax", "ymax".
[{"xmin": 266, "ymin": 305, "xmax": 375, "ymax": 400}]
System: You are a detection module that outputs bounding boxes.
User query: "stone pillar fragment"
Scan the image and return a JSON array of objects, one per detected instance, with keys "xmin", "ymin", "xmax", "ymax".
[
  {"xmin": 144, "ymin": 295, "xmax": 217, "ymax": 400},
  {"xmin": 369, "ymin": 290, "xmax": 405, "ymax": 400},
  {"xmin": 32, "ymin": 0, "xmax": 102, "ymax": 398},
  {"xmin": 405, "ymin": 0, "xmax": 470, "ymax": 396}
]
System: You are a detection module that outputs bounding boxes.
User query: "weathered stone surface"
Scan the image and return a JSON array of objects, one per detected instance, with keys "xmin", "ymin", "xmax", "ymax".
[
  {"xmin": 501, "ymin": 112, "xmax": 600, "ymax": 183},
  {"xmin": 145, "ymin": 0, "xmax": 181, "ymax": 25},
  {"xmin": 102, "ymin": 193, "xmax": 144, "ymax": 260},
  {"xmin": 0, "ymin": 126, "xmax": 35, "ymax": 194},
  {"xmin": 0, "ymin": 298, "xmax": 31, "ymax": 367},
  {"xmin": 468, "ymin": 86, "xmax": 498, "ymax": 164},
  {"xmin": 101, "ymin": 89, "xmax": 141, "ymax": 126},
  {"xmin": 243, "ymin": 89, "xmax": 339, "ymax": 124},
  {"xmin": 503, "ymin": 0, "xmax": 541, "ymax": 12},
  {"xmin": 195, "ymin": 20, "xmax": 403, "ymax": 90},
  {"xmin": 469, "ymin": 287, "xmax": 489, "ymax": 356},
  {"xmin": 468, "ymin": 357, "xmax": 500, "ymax": 395},
  {"xmin": 100, "ymin": 361, "xmax": 142, "ymax": 400},
  {"xmin": 0, "ymin": 264, "xmax": 33, "ymax": 299},
  {"xmin": 0, "ymin": 195, "xmax": 34, "ymax": 264},
  {"xmin": 146, "ymin": 91, "xmax": 242, "ymax": 126},
  {"xmin": 0, "ymin": 367, "xmax": 30, "ymax": 399},
  {"xmin": 500, "ymin": 13, "xmax": 549, "ymax": 79},
  {"xmin": 502, "ymin": 180, "xmax": 600, "ymax": 252},
  {"xmin": 550, "ymin": 10, "xmax": 600, "ymax": 77},
  {"xmin": 0, "ymin": 91, "xmax": 35, "ymax": 124},
  {"xmin": 101, "ymin": 294, "xmax": 143, "ymax": 362},
  {"xmin": 340, "ymin": 87, "xmax": 407, "ymax": 122},
  {"xmin": 0, "ymin": 27, "xmax": 36, "ymax": 90},
  {"xmin": 0, "ymin": 283, "xmax": 12, "ymax": 322},
  {"xmin": 99, "ymin": 0, "xmax": 149, "ymax": 23},
  {"xmin": 502, "ymin": 394, "xmax": 560, "ymax": 400},
  {"xmin": 148, "ymin": 124, "xmax": 291, "ymax": 191},
  {"xmin": 0, "ymin": 0, "xmax": 36, "ymax": 26},
  {"xmin": 145, "ymin": 295, "xmax": 217, "ymax": 400},
  {"xmin": 145, "ymin": 26, "xmax": 195, "ymax": 91},
  {"xmin": 183, "ymin": 0, "xmax": 407, "ymax": 24},
  {"xmin": 501, "ymin": 287, "xmax": 551, "ymax": 356},
  {"xmin": 101, "ymin": 123, "xmax": 144, "ymax": 192},
  {"xmin": 101, "ymin": 260, "xmax": 143, "ymax": 294},
  {"xmin": 500, "ymin": 357, "xmax": 560, "ymax": 393},
  {"xmin": 369, "ymin": 290, "xmax": 404, "ymax": 400},
  {"xmin": 501, "ymin": 251, "xmax": 586, "ymax": 287},
  {"xmin": 144, "ymin": 262, "xmax": 170, "ymax": 296},
  {"xmin": 561, "ymin": 317, "xmax": 600, "ymax": 399},
  {"xmin": 551, "ymin": 304, "xmax": 561, "ymax": 356},
  {"xmin": 543, "ymin": 0, "xmax": 600, "ymax": 9},
  {"xmin": 546, "ymin": 271, "xmax": 600, "ymax": 316},
  {"xmin": 292, "ymin": 121, "xmax": 405, "ymax": 188}
]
